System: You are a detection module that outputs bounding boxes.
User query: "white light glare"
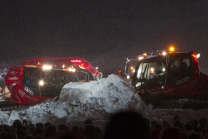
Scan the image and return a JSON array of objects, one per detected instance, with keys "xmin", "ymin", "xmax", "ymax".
[
  {"xmin": 127, "ymin": 75, "xmax": 130, "ymax": 79},
  {"xmin": 150, "ymin": 67, "xmax": 154, "ymax": 73},
  {"xmin": 130, "ymin": 66, "xmax": 134, "ymax": 72},
  {"xmin": 162, "ymin": 51, "xmax": 167, "ymax": 56},
  {"xmin": 132, "ymin": 69, "xmax": 135, "ymax": 73},
  {"xmin": 196, "ymin": 53, "xmax": 200, "ymax": 58},
  {"xmin": 162, "ymin": 68, "xmax": 166, "ymax": 72},
  {"xmin": 138, "ymin": 56, "xmax": 144, "ymax": 60},
  {"xmin": 68, "ymin": 67, "xmax": 76, "ymax": 72},
  {"xmin": 42, "ymin": 65, "xmax": 52, "ymax": 70},
  {"xmin": 39, "ymin": 80, "xmax": 44, "ymax": 86}
]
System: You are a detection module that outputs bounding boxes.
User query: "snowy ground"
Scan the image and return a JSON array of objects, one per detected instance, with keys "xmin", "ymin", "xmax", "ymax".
[{"xmin": 0, "ymin": 68, "xmax": 208, "ymax": 131}]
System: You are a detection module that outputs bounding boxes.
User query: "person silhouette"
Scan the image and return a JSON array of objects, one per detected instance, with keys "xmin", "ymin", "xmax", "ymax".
[{"xmin": 103, "ymin": 110, "xmax": 147, "ymax": 139}]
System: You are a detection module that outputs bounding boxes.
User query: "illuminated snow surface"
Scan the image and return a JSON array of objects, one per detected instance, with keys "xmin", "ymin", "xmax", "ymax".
[{"xmin": 0, "ymin": 72, "xmax": 208, "ymax": 131}]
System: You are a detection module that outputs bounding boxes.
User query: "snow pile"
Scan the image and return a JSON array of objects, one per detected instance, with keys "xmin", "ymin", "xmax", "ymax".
[
  {"xmin": 59, "ymin": 74, "xmax": 145, "ymax": 113},
  {"xmin": 0, "ymin": 74, "xmax": 147, "ymax": 129},
  {"xmin": 0, "ymin": 73, "xmax": 208, "ymax": 130}
]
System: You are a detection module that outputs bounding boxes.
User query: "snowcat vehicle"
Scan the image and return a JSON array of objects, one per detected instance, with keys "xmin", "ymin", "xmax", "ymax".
[
  {"xmin": 4, "ymin": 57, "xmax": 102, "ymax": 105},
  {"xmin": 125, "ymin": 47, "xmax": 208, "ymax": 109}
]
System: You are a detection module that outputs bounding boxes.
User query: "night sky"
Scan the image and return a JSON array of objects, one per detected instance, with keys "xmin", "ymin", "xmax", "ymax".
[{"xmin": 1, "ymin": 1, "xmax": 208, "ymax": 75}]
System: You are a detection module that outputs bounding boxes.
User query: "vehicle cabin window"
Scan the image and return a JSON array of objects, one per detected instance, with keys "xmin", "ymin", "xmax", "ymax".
[
  {"xmin": 135, "ymin": 57, "xmax": 166, "ymax": 89},
  {"xmin": 168, "ymin": 53, "xmax": 192, "ymax": 83},
  {"xmin": 22, "ymin": 68, "xmax": 40, "ymax": 88},
  {"xmin": 22, "ymin": 67, "xmax": 92, "ymax": 96},
  {"xmin": 22, "ymin": 68, "xmax": 41, "ymax": 95}
]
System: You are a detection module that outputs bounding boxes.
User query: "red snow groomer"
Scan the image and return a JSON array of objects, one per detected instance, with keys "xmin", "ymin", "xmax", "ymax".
[
  {"xmin": 125, "ymin": 46, "xmax": 208, "ymax": 109},
  {"xmin": 5, "ymin": 57, "xmax": 102, "ymax": 105}
]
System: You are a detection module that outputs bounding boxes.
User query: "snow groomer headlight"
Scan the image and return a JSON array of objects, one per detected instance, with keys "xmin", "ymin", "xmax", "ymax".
[
  {"xmin": 42, "ymin": 64, "xmax": 52, "ymax": 71},
  {"xmin": 138, "ymin": 56, "xmax": 144, "ymax": 60},
  {"xmin": 68, "ymin": 67, "xmax": 76, "ymax": 72},
  {"xmin": 162, "ymin": 67, "xmax": 166, "ymax": 72},
  {"xmin": 162, "ymin": 51, "xmax": 167, "ymax": 56},
  {"xmin": 39, "ymin": 80, "xmax": 44, "ymax": 86},
  {"xmin": 196, "ymin": 53, "xmax": 200, "ymax": 59}
]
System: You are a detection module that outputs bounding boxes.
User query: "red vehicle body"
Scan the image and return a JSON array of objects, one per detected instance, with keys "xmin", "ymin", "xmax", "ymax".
[
  {"xmin": 5, "ymin": 57, "xmax": 102, "ymax": 105},
  {"xmin": 125, "ymin": 49, "xmax": 208, "ymax": 109}
]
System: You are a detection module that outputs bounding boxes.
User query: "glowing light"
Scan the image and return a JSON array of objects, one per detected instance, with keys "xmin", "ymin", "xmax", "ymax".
[
  {"xmin": 79, "ymin": 64, "xmax": 85, "ymax": 69},
  {"xmin": 191, "ymin": 54, "xmax": 197, "ymax": 59},
  {"xmin": 143, "ymin": 53, "xmax": 147, "ymax": 56},
  {"xmin": 95, "ymin": 67, "xmax": 99, "ymax": 70},
  {"xmin": 62, "ymin": 64, "xmax": 65, "ymax": 68},
  {"xmin": 162, "ymin": 68, "xmax": 166, "ymax": 72},
  {"xmin": 196, "ymin": 53, "xmax": 200, "ymax": 58},
  {"xmin": 162, "ymin": 51, "xmax": 167, "ymax": 56},
  {"xmin": 150, "ymin": 67, "xmax": 155, "ymax": 73},
  {"xmin": 42, "ymin": 65, "xmax": 52, "ymax": 70},
  {"xmin": 68, "ymin": 67, "xmax": 76, "ymax": 72},
  {"xmin": 129, "ymin": 66, "xmax": 135, "ymax": 73},
  {"xmin": 118, "ymin": 69, "xmax": 122, "ymax": 75},
  {"xmin": 127, "ymin": 75, "xmax": 130, "ymax": 79},
  {"xmin": 169, "ymin": 45, "xmax": 175, "ymax": 52},
  {"xmin": 39, "ymin": 80, "xmax": 44, "ymax": 86},
  {"xmin": 138, "ymin": 56, "xmax": 144, "ymax": 60}
]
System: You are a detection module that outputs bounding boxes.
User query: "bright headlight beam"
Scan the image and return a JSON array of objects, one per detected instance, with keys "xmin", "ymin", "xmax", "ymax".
[
  {"xmin": 39, "ymin": 80, "xmax": 44, "ymax": 86},
  {"xmin": 42, "ymin": 65, "xmax": 52, "ymax": 70},
  {"xmin": 150, "ymin": 67, "xmax": 154, "ymax": 73},
  {"xmin": 68, "ymin": 67, "xmax": 76, "ymax": 72},
  {"xmin": 162, "ymin": 68, "xmax": 166, "ymax": 72},
  {"xmin": 138, "ymin": 56, "xmax": 144, "ymax": 60},
  {"xmin": 162, "ymin": 51, "xmax": 167, "ymax": 56}
]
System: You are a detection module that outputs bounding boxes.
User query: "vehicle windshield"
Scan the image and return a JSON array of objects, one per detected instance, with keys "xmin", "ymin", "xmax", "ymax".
[
  {"xmin": 133, "ymin": 57, "xmax": 167, "ymax": 89},
  {"xmin": 132, "ymin": 53, "xmax": 193, "ymax": 90},
  {"xmin": 22, "ymin": 67, "xmax": 89, "ymax": 96}
]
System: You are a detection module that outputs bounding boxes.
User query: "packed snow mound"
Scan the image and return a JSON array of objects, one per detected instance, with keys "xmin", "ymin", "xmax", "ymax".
[
  {"xmin": 59, "ymin": 74, "xmax": 145, "ymax": 113},
  {"xmin": 0, "ymin": 72, "xmax": 208, "ymax": 129}
]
